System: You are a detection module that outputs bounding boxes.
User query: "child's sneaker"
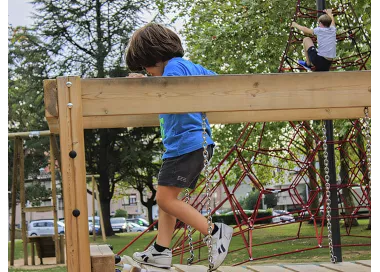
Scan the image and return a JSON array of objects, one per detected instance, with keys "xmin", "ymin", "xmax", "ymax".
[
  {"xmin": 203, "ymin": 223, "xmax": 233, "ymax": 271},
  {"xmin": 298, "ymin": 60, "xmax": 312, "ymax": 70},
  {"xmin": 132, "ymin": 245, "xmax": 172, "ymax": 268}
]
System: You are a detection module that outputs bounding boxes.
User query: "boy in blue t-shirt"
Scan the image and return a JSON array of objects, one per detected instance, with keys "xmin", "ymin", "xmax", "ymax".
[
  {"xmin": 291, "ymin": 9, "xmax": 336, "ymax": 71},
  {"xmin": 125, "ymin": 23, "xmax": 233, "ymax": 270}
]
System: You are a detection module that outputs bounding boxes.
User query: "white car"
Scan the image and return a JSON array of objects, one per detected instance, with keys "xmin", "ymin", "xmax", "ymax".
[
  {"xmin": 111, "ymin": 217, "xmax": 129, "ymax": 233},
  {"xmin": 272, "ymin": 210, "xmax": 295, "ymax": 223},
  {"xmin": 28, "ymin": 220, "xmax": 65, "ymax": 236},
  {"xmin": 127, "ymin": 222, "xmax": 148, "ymax": 232}
]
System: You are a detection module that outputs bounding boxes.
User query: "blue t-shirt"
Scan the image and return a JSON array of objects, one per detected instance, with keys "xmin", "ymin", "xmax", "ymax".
[{"xmin": 160, "ymin": 57, "xmax": 215, "ymax": 159}]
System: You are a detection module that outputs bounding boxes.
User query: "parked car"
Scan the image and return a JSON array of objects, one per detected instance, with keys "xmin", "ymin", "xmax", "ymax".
[
  {"xmin": 110, "ymin": 217, "xmax": 129, "ymax": 233},
  {"xmin": 126, "ymin": 218, "xmax": 150, "ymax": 228},
  {"xmin": 28, "ymin": 220, "xmax": 65, "ymax": 236},
  {"xmin": 88, "ymin": 216, "xmax": 101, "ymax": 235},
  {"xmin": 127, "ymin": 222, "xmax": 148, "ymax": 232},
  {"xmin": 272, "ymin": 210, "xmax": 295, "ymax": 223}
]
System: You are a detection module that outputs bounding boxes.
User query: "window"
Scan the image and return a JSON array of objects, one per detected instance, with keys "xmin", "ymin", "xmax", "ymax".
[
  {"xmin": 129, "ymin": 194, "xmax": 137, "ymax": 205},
  {"xmin": 46, "ymin": 222, "xmax": 54, "ymax": 227},
  {"xmin": 58, "ymin": 199, "xmax": 64, "ymax": 210}
]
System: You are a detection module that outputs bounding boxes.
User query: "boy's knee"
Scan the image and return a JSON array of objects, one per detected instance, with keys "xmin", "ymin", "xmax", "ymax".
[
  {"xmin": 156, "ymin": 194, "xmax": 169, "ymax": 210},
  {"xmin": 303, "ymin": 37, "xmax": 311, "ymax": 43}
]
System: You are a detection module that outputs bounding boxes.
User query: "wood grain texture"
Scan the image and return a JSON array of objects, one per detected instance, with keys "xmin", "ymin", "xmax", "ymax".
[
  {"xmin": 44, "ymin": 71, "xmax": 371, "ymax": 132},
  {"xmin": 90, "ymin": 245, "xmax": 114, "ymax": 272},
  {"xmin": 80, "ymin": 71, "xmax": 370, "ymax": 116}
]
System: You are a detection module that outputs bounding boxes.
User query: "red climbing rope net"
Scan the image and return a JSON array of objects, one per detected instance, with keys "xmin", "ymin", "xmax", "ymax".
[{"xmin": 118, "ymin": 119, "xmax": 371, "ymax": 265}]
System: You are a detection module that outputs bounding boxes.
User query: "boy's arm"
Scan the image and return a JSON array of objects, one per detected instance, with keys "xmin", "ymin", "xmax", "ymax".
[
  {"xmin": 324, "ymin": 9, "xmax": 335, "ymax": 27},
  {"xmin": 291, "ymin": 22, "xmax": 314, "ymax": 35}
]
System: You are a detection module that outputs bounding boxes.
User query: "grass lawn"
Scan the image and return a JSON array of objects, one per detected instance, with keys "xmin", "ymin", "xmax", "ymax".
[{"xmin": 9, "ymin": 219, "xmax": 370, "ymax": 271}]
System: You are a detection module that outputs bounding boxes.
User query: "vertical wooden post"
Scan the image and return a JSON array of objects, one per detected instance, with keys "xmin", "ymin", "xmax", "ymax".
[
  {"xmin": 92, "ymin": 175, "xmax": 96, "ymax": 242},
  {"xmin": 31, "ymin": 242, "xmax": 35, "ymax": 265},
  {"xmin": 95, "ymin": 182, "xmax": 107, "ymax": 242},
  {"xmin": 10, "ymin": 138, "xmax": 20, "ymax": 266},
  {"xmin": 50, "ymin": 135, "xmax": 60, "ymax": 264},
  {"xmin": 57, "ymin": 76, "xmax": 90, "ymax": 272},
  {"xmin": 19, "ymin": 139, "xmax": 28, "ymax": 265},
  {"xmin": 59, "ymin": 234, "xmax": 65, "ymax": 264}
]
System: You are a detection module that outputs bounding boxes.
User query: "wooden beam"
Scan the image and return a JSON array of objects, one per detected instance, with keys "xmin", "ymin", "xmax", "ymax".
[
  {"xmin": 95, "ymin": 182, "xmax": 107, "ymax": 242},
  {"xmin": 19, "ymin": 139, "xmax": 28, "ymax": 265},
  {"xmin": 50, "ymin": 134, "xmax": 61, "ymax": 264},
  {"xmin": 92, "ymin": 176, "xmax": 96, "ymax": 242},
  {"xmin": 81, "ymin": 71, "xmax": 370, "ymax": 115},
  {"xmin": 8, "ymin": 130, "xmax": 51, "ymax": 139},
  {"xmin": 90, "ymin": 244, "xmax": 114, "ymax": 272},
  {"xmin": 81, "ymin": 107, "xmax": 371, "ymax": 129},
  {"xmin": 57, "ymin": 76, "xmax": 91, "ymax": 272},
  {"xmin": 10, "ymin": 138, "xmax": 21, "ymax": 266},
  {"xmin": 44, "ymin": 71, "xmax": 371, "ymax": 132}
]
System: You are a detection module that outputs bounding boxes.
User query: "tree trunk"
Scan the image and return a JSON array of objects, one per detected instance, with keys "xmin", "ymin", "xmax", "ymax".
[
  {"xmin": 138, "ymin": 185, "xmax": 157, "ymax": 227},
  {"xmin": 100, "ymin": 198, "xmax": 113, "ymax": 236},
  {"xmin": 98, "ymin": 129, "xmax": 114, "ymax": 236},
  {"xmin": 339, "ymin": 135, "xmax": 359, "ymax": 227},
  {"xmin": 146, "ymin": 204, "xmax": 153, "ymax": 226}
]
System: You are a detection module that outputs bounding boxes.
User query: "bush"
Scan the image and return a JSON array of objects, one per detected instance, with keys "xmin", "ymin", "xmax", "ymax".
[
  {"xmin": 212, "ymin": 209, "xmax": 273, "ymax": 225},
  {"xmin": 114, "ymin": 209, "xmax": 127, "ymax": 218}
]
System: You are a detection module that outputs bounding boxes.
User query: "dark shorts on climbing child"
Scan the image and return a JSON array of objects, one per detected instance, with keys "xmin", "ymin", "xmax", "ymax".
[
  {"xmin": 308, "ymin": 46, "xmax": 333, "ymax": 71},
  {"xmin": 157, "ymin": 145, "xmax": 214, "ymax": 189}
]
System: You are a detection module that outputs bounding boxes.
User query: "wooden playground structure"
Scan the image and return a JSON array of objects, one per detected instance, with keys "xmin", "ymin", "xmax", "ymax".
[
  {"xmin": 41, "ymin": 71, "xmax": 370, "ymax": 272},
  {"xmin": 8, "ymin": 131, "xmax": 64, "ymax": 266},
  {"xmin": 8, "ymin": 132, "xmax": 108, "ymax": 267}
]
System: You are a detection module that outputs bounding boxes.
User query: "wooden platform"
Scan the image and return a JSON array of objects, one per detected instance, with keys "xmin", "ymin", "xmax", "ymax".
[{"xmin": 121, "ymin": 257, "xmax": 371, "ymax": 272}]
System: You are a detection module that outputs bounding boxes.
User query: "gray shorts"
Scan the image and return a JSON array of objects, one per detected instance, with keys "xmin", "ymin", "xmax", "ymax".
[{"xmin": 158, "ymin": 145, "xmax": 214, "ymax": 189}]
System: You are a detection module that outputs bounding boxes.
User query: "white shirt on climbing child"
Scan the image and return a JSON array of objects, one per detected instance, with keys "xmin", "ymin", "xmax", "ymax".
[{"xmin": 313, "ymin": 26, "xmax": 337, "ymax": 59}]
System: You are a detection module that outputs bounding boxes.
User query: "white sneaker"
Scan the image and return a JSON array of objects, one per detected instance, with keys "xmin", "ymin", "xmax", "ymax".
[
  {"xmin": 204, "ymin": 223, "xmax": 233, "ymax": 271},
  {"xmin": 132, "ymin": 245, "xmax": 172, "ymax": 268}
]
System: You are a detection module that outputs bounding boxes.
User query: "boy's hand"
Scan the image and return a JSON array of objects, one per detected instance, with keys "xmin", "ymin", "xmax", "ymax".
[
  {"xmin": 127, "ymin": 73, "xmax": 146, "ymax": 78},
  {"xmin": 324, "ymin": 9, "xmax": 333, "ymax": 15},
  {"xmin": 291, "ymin": 22, "xmax": 297, "ymax": 28}
]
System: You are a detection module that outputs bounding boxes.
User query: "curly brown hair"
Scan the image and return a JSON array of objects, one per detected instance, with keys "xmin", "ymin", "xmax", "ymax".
[{"xmin": 125, "ymin": 23, "xmax": 184, "ymax": 71}]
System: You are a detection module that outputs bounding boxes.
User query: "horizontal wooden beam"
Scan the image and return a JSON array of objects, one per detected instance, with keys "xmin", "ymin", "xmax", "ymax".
[
  {"xmin": 8, "ymin": 130, "xmax": 52, "ymax": 139},
  {"xmin": 44, "ymin": 71, "xmax": 371, "ymax": 132}
]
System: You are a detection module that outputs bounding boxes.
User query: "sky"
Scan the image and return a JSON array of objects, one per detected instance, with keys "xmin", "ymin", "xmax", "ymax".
[{"xmin": 8, "ymin": 0, "xmax": 35, "ymax": 27}]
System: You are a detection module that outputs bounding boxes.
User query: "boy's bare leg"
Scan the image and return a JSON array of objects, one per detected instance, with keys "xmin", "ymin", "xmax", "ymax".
[
  {"xmin": 156, "ymin": 185, "xmax": 213, "ymax": 248},
  {"xmin": 303, "ymin": 37, "xmax": 314, "ymax": 66},
  {"xmin": 156, "ymin": 208, "xmax": 177, "ymax": 248}
]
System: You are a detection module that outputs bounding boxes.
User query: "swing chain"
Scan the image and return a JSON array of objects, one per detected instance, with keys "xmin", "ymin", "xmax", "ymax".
[
  {"xmin": 185, "ymin": 189, "xmax": 194, "ymax": 265},
  {"xmin": 322, "ymin": 125, "xmax": 337, "ymax": 264},
  {"xmin": 202, "ymin": 113, "xmax": 214, "ymax": 272},
  {"xmin": 363, "ymin": 107, "xmax": 371, "ymax": 200}
]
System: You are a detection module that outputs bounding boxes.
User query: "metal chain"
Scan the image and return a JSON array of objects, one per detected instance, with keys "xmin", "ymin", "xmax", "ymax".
[
  {"xmin": 363, "ymin": 107, "xmax": 371, "ymax": 206},
  {"xmin": 202, "ymin": 113, "xmax": 214, "ymax": 272},
  {"xmin": 185, "ymin": 189, "xmax": 194, "ymax": 265},
  {"xmin": 322, "ymin": 125, "xmax": 337, "ymax": 264}
]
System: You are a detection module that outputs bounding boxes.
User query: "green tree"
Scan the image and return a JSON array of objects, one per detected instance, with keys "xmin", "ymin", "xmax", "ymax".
[
  {"xmin": 163, "ymin": 0, "xmax": 371, "ymax": 222},
  {"xmin": 24, "ymin": 0, "xmax": 164, "ymax": 236},
  {"xmin": 8, "ymin": 26, "xmax": 57, "ymax": 209},
  {"xmin": 114, "ymin": 209, "xmax": 128, "ymax": 218},
  {"xmin": 241, "ymin": 190, "xmax": 260, "ymax": 210}
]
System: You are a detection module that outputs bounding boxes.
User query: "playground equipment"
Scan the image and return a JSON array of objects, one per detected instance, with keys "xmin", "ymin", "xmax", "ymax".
[
  {"xmin": 279, "ymin": 0, "xmax": 370, "ymax": 72},
  {"xmin": 8, "ymin": 131, "xmax": 64, "ymax": 266},
  {"xmin": 43, "ymin": 70, "xmax": 370, "ymax": 272}
]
